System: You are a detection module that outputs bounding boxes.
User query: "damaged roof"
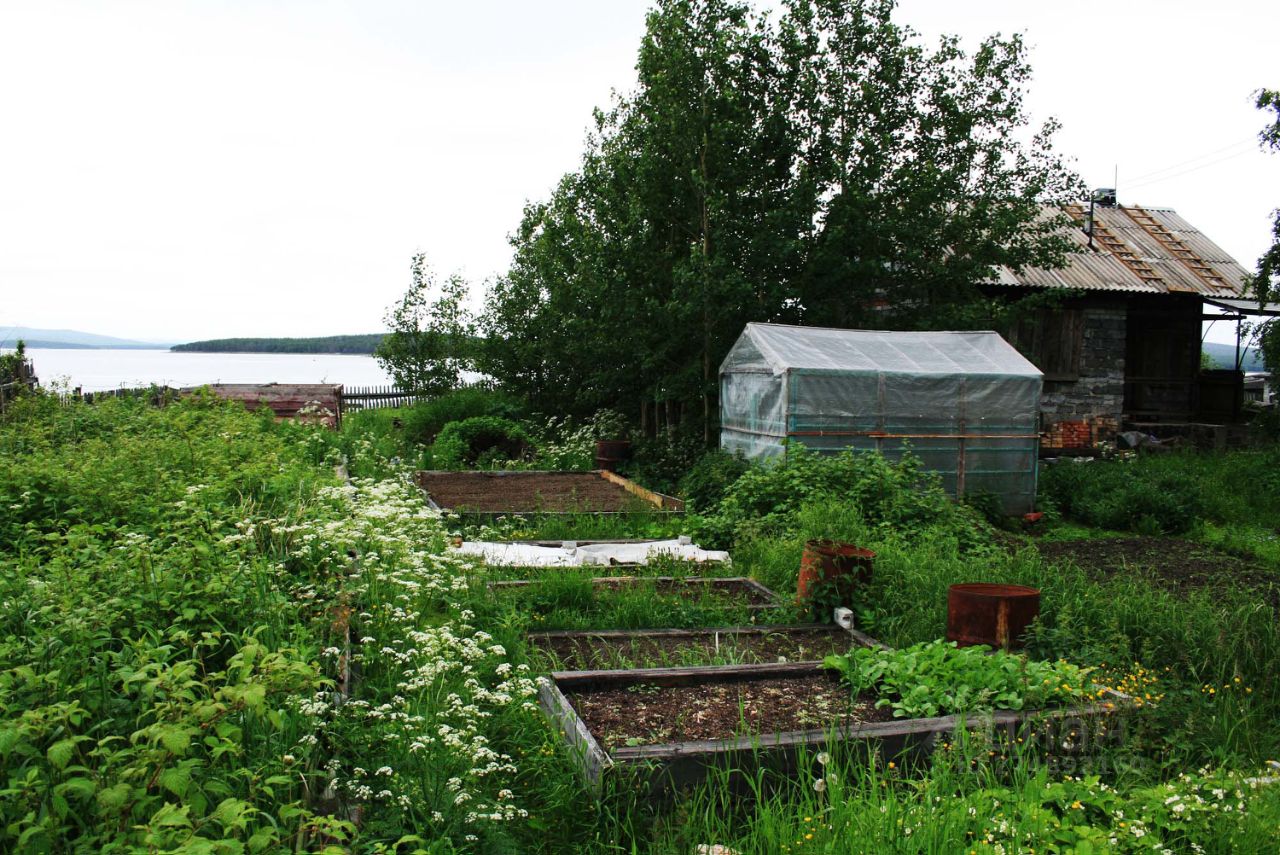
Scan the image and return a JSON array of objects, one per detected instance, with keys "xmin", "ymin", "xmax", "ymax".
[{"xmin": 993, "ymin": 204, "xmax": 1249, "ymax": 297}]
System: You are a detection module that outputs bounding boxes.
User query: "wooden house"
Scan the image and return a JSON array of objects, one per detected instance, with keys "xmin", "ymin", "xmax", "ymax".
[{"xmin": 989, "ymin": 195, "xmax": 1253, "ymax": 451}]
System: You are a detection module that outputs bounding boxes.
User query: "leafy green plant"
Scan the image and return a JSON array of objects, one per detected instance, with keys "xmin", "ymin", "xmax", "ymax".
[
  {"xmin": 678, "ymin": 449, "xmax": 750, "ymax": 512},
  {"xmin": 431, "ymin": 416, "xmax": 533, "ymax": 468},
  {"xmin": 823, "ymin": 640, "xmax": 1097, "ymax": 718},
  {"xmin": 690, "ymin": 444, "xmax": 985, "ymax": 549},
  {"xmin": 1040, "ymin": 456, "xmax": 1208, "ymax": 535},
  {"xmin": 400, "ymin": 385, "xmax": 525, "ymax": 447},
  {"xmin": 616, "ymin": 432, "xmax": 706, "ymax": 496},
  {"xmin": 963, "ymin": 488, "xmax": 1017, "ymax": 530}
]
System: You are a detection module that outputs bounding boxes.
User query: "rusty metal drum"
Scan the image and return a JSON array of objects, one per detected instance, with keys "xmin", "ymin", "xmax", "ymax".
[
  {"xmin": 946, "ymin": 583, "xmax": 1041, "ymax": 650},
  {"xmin": 796, "ymin": 539, "xmax": 875, "ymax": 607}
]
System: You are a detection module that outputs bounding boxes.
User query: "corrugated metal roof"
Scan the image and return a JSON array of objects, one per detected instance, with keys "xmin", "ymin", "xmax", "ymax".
[
  {"xmin": 995, "ymin": 205, "xmax": 1249, "ymax": 297},
  {"xmin": 1204, "ymin": 297, "xmax": 1280, "ymax": 317}
]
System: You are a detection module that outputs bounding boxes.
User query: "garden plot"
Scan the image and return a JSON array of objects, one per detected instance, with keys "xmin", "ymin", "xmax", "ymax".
[
  {"xmin": 541, "ymin": 660, "xmax": 1130, "ymax": 799},
  {"xmin": 414, "ymin": 469, "xmax": 683, "ymax": 514},
  {"xmin": 489, "ymin": 574, "xmax": 787, "ymax": 631},
  {"xmin": 527, "ymin": 624, "xmax": 882, "ymax": 670}
]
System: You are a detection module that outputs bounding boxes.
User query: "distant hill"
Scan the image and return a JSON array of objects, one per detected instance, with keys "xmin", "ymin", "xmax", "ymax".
[
  {"xmin": 172, "ymin": 334, "xmax": 386, "ymax": 354},
  {"xmin": 1203, "ymin": 342, "xmax": 1265, "ymax": 371},
  {"xmin": 0, "ymin": 326, "xmax": 169, "ymax": 349}
]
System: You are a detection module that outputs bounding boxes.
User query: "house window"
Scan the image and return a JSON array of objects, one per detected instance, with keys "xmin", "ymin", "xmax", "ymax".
[{"xmin": 1009, "ymin": 308, "xmax": 1082, "ymax": 382}]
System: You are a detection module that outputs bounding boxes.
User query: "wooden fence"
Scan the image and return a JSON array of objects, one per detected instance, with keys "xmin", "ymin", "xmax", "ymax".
[
  {"xmin": 341, "ymin": 385, "xmax": 429, "ymax": 411},
  {"xmin": 57, "ymin": 386, "xmax": 179, "ymax": 406},
  {"xmin": 49, "ymin": 381, "xmax": 498, "ymax": 417},
  {"xmin": 341, "ymin": 380, "xmax": 494, "ymax": 412}
]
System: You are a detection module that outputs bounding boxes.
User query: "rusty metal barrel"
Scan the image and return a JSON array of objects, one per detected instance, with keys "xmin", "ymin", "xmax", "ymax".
[
  {"xmin": 796, "ymin": 539, "xmax": 875, "ymax": 606},
  {"xmin": 594, "ymin": 439, "xmax": 632, "ymax": 472},
  {"xmin": 946, "ymin": 583, "xmax": 1040, "ymax": 650}
]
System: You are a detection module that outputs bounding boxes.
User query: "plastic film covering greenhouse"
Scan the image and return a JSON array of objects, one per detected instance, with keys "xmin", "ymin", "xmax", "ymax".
[{"xmin": 720, "ymin": 323, "xmax": 1043, "ymax": 514}]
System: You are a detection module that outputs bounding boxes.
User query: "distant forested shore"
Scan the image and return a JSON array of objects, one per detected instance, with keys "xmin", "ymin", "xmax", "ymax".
[{"xmin": 171, "ymin": 334, "xmax": 385, "ymax": 354}]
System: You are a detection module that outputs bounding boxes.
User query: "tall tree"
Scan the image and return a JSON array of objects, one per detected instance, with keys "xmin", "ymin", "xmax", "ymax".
[
  {"xmin": 1252, "ymin": 88, "xmax": 1280, "ymax": 371},
  {"xmin": 375, "ymin": 254, "xmax": 475, "ymax": 395},
  {"xmin": 481, "ymin": 0, "xmax": 1080, "ymax": 436},
  {"xmin": 778, "ymin": 0, "xmax": 1080, "ymax": 329}
]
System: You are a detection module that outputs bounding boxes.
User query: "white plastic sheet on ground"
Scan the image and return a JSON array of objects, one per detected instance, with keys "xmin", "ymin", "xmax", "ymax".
[{"xmin": 452, "ymin": 538, "xmax": 730, "ymax": 567}]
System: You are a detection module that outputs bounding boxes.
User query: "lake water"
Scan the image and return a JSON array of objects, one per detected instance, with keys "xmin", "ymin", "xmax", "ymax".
[{"xmin": 21, "ymin": 348, "xmax": 393, "ymax": 392}]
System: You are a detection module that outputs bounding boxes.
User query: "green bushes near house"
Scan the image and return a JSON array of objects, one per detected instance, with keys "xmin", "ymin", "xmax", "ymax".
[
  {"xmin": 400, "ymin": 385, "xmax": 527, "ymax": 446},
  {"xmin": 430, "ymin": 415, "xmax": 532, "ymax": 468},
  {"xmin": 689, "ymin": 444, "xmax": 985, "ymax": 550},
  {"xmin": 1039, "ymin": 447, "xmax": 1280, "ymax": 537}
]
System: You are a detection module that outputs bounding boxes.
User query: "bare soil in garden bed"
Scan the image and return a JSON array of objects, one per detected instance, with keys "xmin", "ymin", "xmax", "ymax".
[
  {"xmin": 533, "ymin": 627, "xmax": 852, "ymax": 670},
  {"xmin": 567, "ymin": 674, "xmax": 890, "ymax": 749},
  {"xmin": 1035, "ymin": 537, "xmax": 1280, "ymax": 606},
  {"xmin": 416, "ymin": 471, "xmax": 653, "ymax": 513}
]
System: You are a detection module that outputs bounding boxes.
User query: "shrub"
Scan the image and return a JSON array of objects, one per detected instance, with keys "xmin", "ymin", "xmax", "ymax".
[
  {"xmin": 690, "ymin": 444, "xmax": 982, "ymax": 549},
  {"xmin": 526, "ymin": 415, "xmax": 596, "ymax": 470},
  {"xmin": 431, "ymin": 416, "xmax": 532, "ymax": 469},
  {"xmin": 678, "ymin": 449, "xmax": 750, "ymax": 512},
  {"xmin": 1040, "ymin": 458, "xmax": 1206, "ymax": 535},
  {"xmin": 617, "ymin": 432, "xmax": 706, "ymax": 496},
  {"xmin": 400, "ymin": 386, "xmax": 525, "ymax": 447}
]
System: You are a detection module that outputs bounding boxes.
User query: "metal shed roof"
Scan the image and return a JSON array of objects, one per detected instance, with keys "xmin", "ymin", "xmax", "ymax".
[{"xmin": 994, "ymin": 205, "xmax": 1249, "ymax": 297}]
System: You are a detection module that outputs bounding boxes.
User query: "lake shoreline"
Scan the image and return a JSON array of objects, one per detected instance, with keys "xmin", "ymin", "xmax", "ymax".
[{"xmin": 19, "ymin": 348, "xmax": 394, "ymax": 393}]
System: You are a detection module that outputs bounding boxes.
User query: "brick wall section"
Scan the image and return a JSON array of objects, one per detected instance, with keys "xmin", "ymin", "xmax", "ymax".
[{"xmin": 1040, "ymin": 304, "xmax": 1125, "ymax": 450}]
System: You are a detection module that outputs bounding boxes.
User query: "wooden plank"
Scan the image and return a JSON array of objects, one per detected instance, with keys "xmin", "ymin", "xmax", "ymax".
[
  {"xmin": 843, "ymin": 625, "xmax": 892, "ymax": 651},
  {"xmin": 538, "ymin": 677, "xmax": 612, "ymax": 794},
  {"xmin": 611, "ymin": 713, "xmax": 962, "ymax": 761},
  {"xmin": 551, "ymin": 660, "xmax": 823, "ymax": 689},
  {"xmin": 597, "ymin": 469, "xmax": 685, "ymax": 511},
  {"xmin": 528, "ymin": 624, "xmax": 831, "ymax": 642}
]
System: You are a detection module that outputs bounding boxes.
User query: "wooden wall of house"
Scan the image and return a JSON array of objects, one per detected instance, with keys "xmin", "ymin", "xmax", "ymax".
[
  {"xmin": 1123, "ymin": 295, "xmax": 1203, "ymax": 421},
  {"xmin": 1006, "ymin": 292, "xmax": 1220, "ymax": 448},
  {"xmin": 1007, "ymin": 295, "xmax": 1126, "ymax": 450}
]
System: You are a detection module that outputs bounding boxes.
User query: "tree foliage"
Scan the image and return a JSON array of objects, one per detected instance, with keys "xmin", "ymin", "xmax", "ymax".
[
  {"xmin": 172, "ymin": 335, "xmax": 384, "ymax": 354},
  {"xmin": 1252, "ymin": 88, "xmax": 1280, "ymax": 371},
  {"xmin": 480, "ymin": 0, "xmax": 1081, "ymax": 436},
  {"xmin": 375, "ymin": 254, "xmax": 476, "ymax": 395}
]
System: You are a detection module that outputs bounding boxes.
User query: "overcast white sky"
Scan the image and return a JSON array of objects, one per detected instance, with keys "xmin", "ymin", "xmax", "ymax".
[{"xmin": 1, "ymin": 0, "xmax": 1276, "ymax": 346}]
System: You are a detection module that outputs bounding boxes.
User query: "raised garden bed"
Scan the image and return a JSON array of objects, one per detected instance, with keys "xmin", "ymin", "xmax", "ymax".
[
  {"xmin": 490, "ymin": 575, "xmax": 783, "ymax": 609},
  {"xmin": 414, "ymin": 469, "xmax": 683, "ymax": 514},
  {"xmin": 541, "ymin": 660, "xmax": 1129, "ymax": 799},
  {"xmin": 528, "ymin": 624, "xmax": 884, "ymax": 670}
]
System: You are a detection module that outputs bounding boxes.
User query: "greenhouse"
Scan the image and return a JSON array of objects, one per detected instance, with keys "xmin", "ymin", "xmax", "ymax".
[{"xmin": 720, "ymin": 323, "xmax": 1043, "ymax": 514}]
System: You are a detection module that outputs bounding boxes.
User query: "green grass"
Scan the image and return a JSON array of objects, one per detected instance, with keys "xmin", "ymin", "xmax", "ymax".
[
  {"xmin": 481, "ymin": 570, "xmax": 797, "ymax": 632},
  {"xmin": 461, "ymin": 510, "xmax": 688, "ymax": 542}
]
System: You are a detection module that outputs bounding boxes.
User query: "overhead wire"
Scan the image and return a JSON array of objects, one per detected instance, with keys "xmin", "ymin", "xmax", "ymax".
[
  {"xmin": 1123, "ymin": 137, "xmax": 1256, "ymax": 185},
  {"xmin": 1124, "ymin": 148, "xmax": 1255, "ymax": 191}
]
